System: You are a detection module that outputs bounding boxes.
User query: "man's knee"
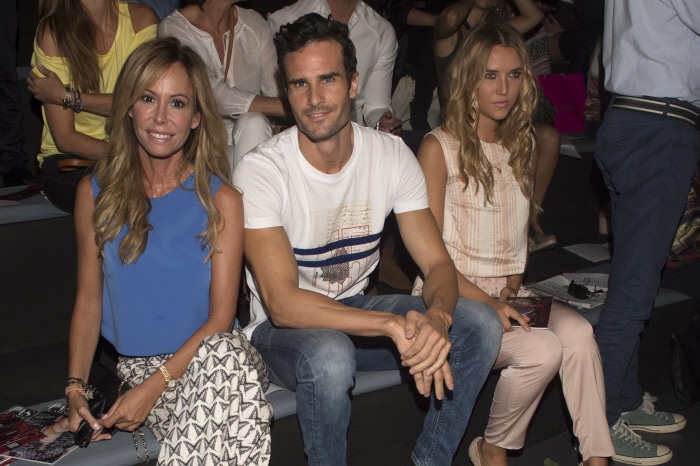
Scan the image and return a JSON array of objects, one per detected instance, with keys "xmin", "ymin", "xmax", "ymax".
[
  {"xmin": 298, "ymin": 330, "xmax": 356, "ymax": 388},
  {"xmin": 452, "ymin": 299, "xmax": 502, "ymax": 358}
]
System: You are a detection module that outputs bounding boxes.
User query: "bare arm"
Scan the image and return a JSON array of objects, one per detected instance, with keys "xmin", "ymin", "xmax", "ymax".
[
  {"xmin": 406, "ymin": 8, "xmax": 437, "ymax": 27},
  {"xmin": 394, "ymin": 208, "xmax": 456, "ymax": 398},
  {"xmin": 66, "ymin": 177, "xmax": 107, "ymax": 435},
  {"xmin": 27, "ymin": 63, "xmax": 113, "ymax": 117},
  {"xmin": 506, "ymin": 0, "xmax": 544, "ymax": 36},
  {"xmin": 43, "ymin": 99, "xmax": 108, "ymax": 159},
  {"xmin": 434, "ymin": 0, "xmax": 474, "ymax": 57},
  {"xmin": 100, "ymin": 185, "xmax": 243, "ymax": 431},
  {"xmin": 244, "ymin": 226, "xmax": 406, "ymax": 337}
]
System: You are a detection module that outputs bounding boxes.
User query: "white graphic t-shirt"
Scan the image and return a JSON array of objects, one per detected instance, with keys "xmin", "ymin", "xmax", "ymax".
[{"xmin": 233, "ymin": 123, "xmax": 428, "ymax": 336}]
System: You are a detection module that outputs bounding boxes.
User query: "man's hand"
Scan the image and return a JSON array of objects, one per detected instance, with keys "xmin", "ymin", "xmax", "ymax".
[
  {"xmin": 27, "ymin": 62, "xmax": 67, "ymax": 106},
  {"xmin": 375, "ymin": 111, "xmax": 403, "ymax": 136},
  {"xmin": 397, "ymin": 310, "xmax": 454, "ymax": 399},
  {"xmin": 492, "ymin": 287, "xmax": 530, "ymax": 332}
]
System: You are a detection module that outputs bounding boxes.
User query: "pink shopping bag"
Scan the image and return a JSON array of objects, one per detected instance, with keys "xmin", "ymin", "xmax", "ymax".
[{"xmin": 537, "ymin": 73, "xmax": 586, "ymax": 133}]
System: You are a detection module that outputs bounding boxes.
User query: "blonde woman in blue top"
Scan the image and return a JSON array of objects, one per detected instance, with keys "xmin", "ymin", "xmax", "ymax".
[{"xmin": 65, "ymin": 38, "xmax": 271, "ymax": 465}]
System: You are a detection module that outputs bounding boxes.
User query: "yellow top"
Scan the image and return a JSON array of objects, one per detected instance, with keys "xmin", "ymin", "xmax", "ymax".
[{"xmin": 32, "ymin": 1, "xmax": 157, "ymax": 165}]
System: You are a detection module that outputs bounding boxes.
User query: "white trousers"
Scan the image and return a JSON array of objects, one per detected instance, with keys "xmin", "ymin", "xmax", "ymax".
[{"xmin": 229, "ymin": 112, "xmax": 273, "ymax": 171}]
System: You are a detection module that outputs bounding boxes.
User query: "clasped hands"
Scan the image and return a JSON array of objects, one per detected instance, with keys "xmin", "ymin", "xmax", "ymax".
[{"xmin": 393, "ymin": 310, "xmax": 453, "ymax": 400}]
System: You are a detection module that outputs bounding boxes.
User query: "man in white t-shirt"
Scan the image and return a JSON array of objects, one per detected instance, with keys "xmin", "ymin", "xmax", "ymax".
[{"xmin": 233, "ymin": 14, "xmax": 501, "ymax": 465}]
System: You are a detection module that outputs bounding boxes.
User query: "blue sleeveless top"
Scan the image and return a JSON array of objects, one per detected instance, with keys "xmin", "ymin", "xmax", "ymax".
[{"xmin": 93, "ymin": 172, "xmax": 224, "ymax": 356}]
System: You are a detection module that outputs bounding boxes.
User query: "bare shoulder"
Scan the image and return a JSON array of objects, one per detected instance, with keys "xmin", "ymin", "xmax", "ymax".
[
  {"xmin": 77, "ymin": 174, "xmax": 95, "ymax": 200},
  {"xmin": 417, "ymin": 133, "xmax": 445, "ymax": 164},
  {"xmin": 214, "ymin": 183, "xmax": 244, "ymax": 214},
  {"xmin": 128, "ymin": 2, "xmax": 159, "ymax": 33},
  {"xmin": 35, "ymin": 21, "xmax": 61, "ymax": 56}
]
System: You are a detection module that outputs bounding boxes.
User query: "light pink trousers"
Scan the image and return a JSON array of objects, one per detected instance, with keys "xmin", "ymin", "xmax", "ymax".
[{"xmin": 473, "ymin": 278, "xmax": 615, "ymax": 460}]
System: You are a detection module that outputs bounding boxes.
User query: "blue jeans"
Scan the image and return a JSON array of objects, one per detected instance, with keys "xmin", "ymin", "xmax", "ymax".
[
  {"xmin": 251, "ymin": 294, "xmax": 501, "ymax": 466},
  {"xmin": 594, "ymin": 102, "xmax": 700, "ymax": 425}
]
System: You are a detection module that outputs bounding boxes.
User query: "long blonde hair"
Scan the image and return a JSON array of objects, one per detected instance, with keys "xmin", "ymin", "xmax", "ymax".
[
  {"xmin": 443, "ymin": 22, "xmax": 537, "ymax": 205},
  {"xmin": 93, "ymin": 37, "xmax": 231, "ymax": 265},
  {"xmin": 37, "ymin": 0, "xmax": 119, "ymax": 92}
]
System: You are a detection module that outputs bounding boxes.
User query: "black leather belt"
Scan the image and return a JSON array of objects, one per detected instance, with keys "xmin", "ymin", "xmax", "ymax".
[{"xmin": 611, "ymin": 96, "xmax": 700, "ymax": 128}]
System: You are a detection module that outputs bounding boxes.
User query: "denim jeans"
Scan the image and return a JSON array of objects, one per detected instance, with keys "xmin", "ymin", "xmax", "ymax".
[
  {"xmin": 594, "ymin": 103, "xmax": 700, "ymax": 425},
  {"xmin": 251, "ymin": 294, "xmax": 501, "ymax": 466}
]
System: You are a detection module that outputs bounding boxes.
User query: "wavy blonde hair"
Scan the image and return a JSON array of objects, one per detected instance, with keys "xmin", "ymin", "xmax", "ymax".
[
  {"xmin": 443, "ymin": 22, "xmax": 537, "ymax": 205},
  {"xmin": 93, "ymin": 37, "xmax": 231, "ymax": 265},
  {"xmin": 38, "ymin": 0, "xmax": 120, "ymax": 92}
]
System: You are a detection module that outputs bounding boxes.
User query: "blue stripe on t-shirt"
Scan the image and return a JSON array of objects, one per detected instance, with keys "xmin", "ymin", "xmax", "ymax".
[{"xmin": 293, "ymin": 232, "xmax": 382, "ymax": 268}]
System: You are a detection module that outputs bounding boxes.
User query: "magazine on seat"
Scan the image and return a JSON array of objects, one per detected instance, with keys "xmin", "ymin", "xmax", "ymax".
[
  {"xmin": 0, "ymin": 404, "xmax": 77, "ymax": 465},
  {"xmin": 526, "ymin": 273, "xmax": 608, "ymax": 309}
]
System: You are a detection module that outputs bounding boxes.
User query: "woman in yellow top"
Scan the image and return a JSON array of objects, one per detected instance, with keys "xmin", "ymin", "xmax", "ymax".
[{"xmin": 27, "ymin": 0, "xmax": 157, "ymax": 213}]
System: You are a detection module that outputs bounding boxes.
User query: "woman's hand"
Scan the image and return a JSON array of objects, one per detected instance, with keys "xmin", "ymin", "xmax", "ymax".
[
  {"xmin": 27, "ymin": 62, "xmax": 67, "ymax": 106},
  {"xmin": 66, "ymin": 391, "xmax": 111, "ymax": 442},
  {"xmin": 99, "ymin": 377, "xmax": 162, "ymax": 432},
  {"xmin": 490, "ymin": 287, "xmax": 530, "ymax": 332}
]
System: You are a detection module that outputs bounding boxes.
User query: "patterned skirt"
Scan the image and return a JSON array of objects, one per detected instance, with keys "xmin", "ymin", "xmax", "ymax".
[{"xmin": 117, "ymin": 329, "xmax": 272, "ymax": 465}]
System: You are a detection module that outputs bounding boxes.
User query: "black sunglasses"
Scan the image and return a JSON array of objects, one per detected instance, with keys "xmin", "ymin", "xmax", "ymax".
[{"xmin": 567, "ymin": 280, "xmax": 604, "ymax": 300}]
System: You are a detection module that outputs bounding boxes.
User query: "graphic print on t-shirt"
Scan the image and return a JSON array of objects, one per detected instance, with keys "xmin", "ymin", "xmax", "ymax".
[{"xmin": 294, "ymin": 200, "xmax": 381, "ymax": 297}]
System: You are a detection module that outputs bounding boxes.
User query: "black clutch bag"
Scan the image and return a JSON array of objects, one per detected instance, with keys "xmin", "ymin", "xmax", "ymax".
[{"xmin": 74, "ymin": 372, "xmax": 130, "ymax": 448}]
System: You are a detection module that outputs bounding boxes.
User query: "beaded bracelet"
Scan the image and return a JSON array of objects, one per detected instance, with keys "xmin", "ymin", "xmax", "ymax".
[
  {"xmin": 62, "ymin": 86, "xmax": 71, "ymax": 110},
  {"xmin": 71, "ymin": 88, "xmax": 83, "ymax": 113}
]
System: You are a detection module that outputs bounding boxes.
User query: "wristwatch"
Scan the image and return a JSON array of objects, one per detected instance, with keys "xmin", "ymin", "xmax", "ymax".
[{"xmin": 159, "ymin": 365, "xmax": 177, "ymax": 389}]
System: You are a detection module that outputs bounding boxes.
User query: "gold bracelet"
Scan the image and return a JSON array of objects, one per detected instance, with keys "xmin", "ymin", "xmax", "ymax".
[
  {"xmin": 159, "ymin": 365, "xmax": 176, "ymax": 389},
  {"xmin": 65, "ymin": 386, "xmax": 85, "ymax": 397}
]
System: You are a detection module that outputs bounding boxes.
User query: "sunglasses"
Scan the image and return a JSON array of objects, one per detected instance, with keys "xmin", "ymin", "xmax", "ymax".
[{"xmin": 567, "ymin": 280, "xmax": 604, "ymax": 300}]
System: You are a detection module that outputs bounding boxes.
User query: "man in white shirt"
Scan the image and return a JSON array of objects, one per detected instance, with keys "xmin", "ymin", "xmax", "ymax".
[
  {"xmin": 269, "ymin": 0, "xmax": 402, "ymax": 133},
  {"xmin": 160, "ymin": 1, "xmax": 287, "ymax": 169},
  {"xmin": 233, "ymin": 14, "xmax": 501, "ymax": 465}
]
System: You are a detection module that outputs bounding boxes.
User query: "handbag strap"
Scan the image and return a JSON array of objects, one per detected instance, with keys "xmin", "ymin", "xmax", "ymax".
[{"xmin": 223, "ymin": 6, "xmax": 236, "ymax": 81}]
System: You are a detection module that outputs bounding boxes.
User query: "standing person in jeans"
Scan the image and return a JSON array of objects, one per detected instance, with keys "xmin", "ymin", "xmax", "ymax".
[
  {"xmin": 594, "ymin": 1, "xmax": 699, "ymax": 464},
  {"xmin": 233, "ymin": 13, "xmax": 502, "ymax": 466}
]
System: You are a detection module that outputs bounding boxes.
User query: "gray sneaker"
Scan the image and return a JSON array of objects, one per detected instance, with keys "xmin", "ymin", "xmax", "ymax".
[
  {"xmin": 611, "ymin": 419, "xmax": 672, "ymax": 465},
  {"xmin": 621, "ymin": 393, "xmax": 687, "ymax": 433}
]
